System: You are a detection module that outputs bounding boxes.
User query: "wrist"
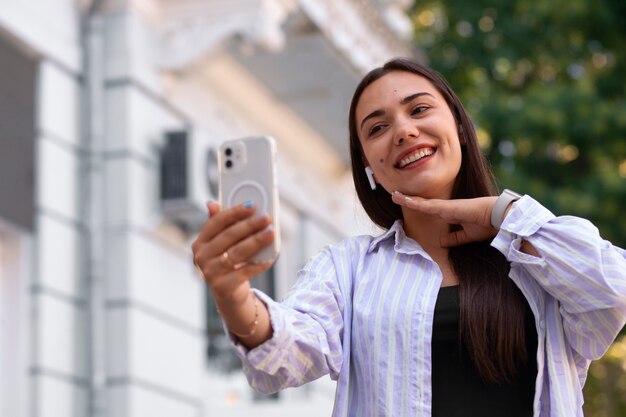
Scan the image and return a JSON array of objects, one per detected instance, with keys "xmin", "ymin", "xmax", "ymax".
[
  {"xmin": 228, "ymin": 291, "xmax": 260, "ymax": 339},
  {"xmin": 212, "ymin": 284, "xmax": 251, "ymax": 308},
  {"xmin": 216, "ymin": 289, "xmax": 260, "ymax": 339}
]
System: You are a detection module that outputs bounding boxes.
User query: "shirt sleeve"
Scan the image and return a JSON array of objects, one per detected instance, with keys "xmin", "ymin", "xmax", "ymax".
[
  {"xmin": 227, "ymin": 246, "xmax": 346, "ymax": 394},
  {"xmin": 491, "ymin": 195, "xmax": 626, "ymax": 360}
]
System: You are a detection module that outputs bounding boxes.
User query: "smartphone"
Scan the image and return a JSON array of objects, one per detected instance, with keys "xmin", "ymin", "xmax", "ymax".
[{"xmin": 218, "ymin": 136, "xmax": 280, "ymax": 264}]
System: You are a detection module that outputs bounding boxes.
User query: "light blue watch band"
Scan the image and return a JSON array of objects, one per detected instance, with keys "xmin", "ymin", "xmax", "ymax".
[{"xmin": 491, "ymin": 189, "xmax": 522, "ymax": 229}]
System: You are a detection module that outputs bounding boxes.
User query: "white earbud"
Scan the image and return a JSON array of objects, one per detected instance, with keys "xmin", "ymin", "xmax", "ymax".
[{"xmin": 365, "ymin": 166, "xmax": 377, "ymax": 190}]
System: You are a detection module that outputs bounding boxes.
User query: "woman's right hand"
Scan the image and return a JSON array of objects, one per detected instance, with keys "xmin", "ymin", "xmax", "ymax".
[{"xmin": 191, "ymin": 201, "xmax": 275, "ymax": 306}]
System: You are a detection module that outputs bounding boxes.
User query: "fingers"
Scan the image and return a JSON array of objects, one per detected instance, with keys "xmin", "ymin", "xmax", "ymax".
[
  {"xmin": 391, "ymin": 192, "xmax": 495, "ymax": 227},
  {"xmin": 196, "ymin": 202, "xmax": 257, "ymax": 244},
  {"xmin": 193, "ymin": 200, "xmax": 276, "ymax": 299},
  {"xmin": 227, "ymin": 225, "xmax": 275, "ymax": 264},
  {"xmin": 194, "ymin": 223, "xmax": 274, "ymax": 279},
  {"xmin": 391, "ymin": 192, "xmax": 458, "ymax": 220},
  {"xmin": 210, "ymin": 214, "xmax": 272, "ymax": 260},
  {"xmin": 211, "ymin": 261, "xmax": 275, "ymax": 299},
  {"xmin": 391, "ymin": 192, "xmax": 446, "ymax": 211},
  {"xmin": 192, "ymin": 201, "xmax": 263, "ymax": 263}
]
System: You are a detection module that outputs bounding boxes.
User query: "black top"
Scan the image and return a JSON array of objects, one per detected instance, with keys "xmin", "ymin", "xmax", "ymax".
[{"xmin": 431, "ymin": 285, "xmax": 538, "ymax": 417}]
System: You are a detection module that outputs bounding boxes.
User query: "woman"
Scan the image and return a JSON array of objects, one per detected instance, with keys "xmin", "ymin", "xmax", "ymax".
[{"xmin": 192, "ymin": 58, "xmax": 626, "ymax": 417}]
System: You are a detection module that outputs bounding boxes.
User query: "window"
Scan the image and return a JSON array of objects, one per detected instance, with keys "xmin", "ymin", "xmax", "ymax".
[
  {"xmin": 0, "ymin": 34, "xmax": 36, "ymax": 232},
  {"xmin": 0, "ymin": 32, "xmax": 36, "ymax": 417}
]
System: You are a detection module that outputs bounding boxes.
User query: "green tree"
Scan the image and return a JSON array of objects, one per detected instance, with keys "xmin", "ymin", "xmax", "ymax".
[
  {"xmin": 410, "ymin": 0, "xmax": 626, "ymax": 246},
  {"xmin": 408, "ymin": 1, "xmax": 626, "ymax": 415}
]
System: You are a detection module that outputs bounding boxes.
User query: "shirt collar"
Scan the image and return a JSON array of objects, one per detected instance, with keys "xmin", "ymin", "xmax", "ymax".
[{"xmin": 367, "ymin": 219, "xmax": 428, "ymax": 256}]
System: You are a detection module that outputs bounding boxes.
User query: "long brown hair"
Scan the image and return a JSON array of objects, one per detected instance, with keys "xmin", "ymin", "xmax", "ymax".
[{"xmin": 349, "ymin": 58, "xmax": 530, "ymax": 383}]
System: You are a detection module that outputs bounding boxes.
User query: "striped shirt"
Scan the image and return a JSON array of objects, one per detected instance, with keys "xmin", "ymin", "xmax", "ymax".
[{"xmin": 230, "ymin": 195, "xmax": 626, "ymax": 416}]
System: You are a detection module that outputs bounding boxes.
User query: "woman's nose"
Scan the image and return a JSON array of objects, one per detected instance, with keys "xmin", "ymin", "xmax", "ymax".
[{"xmin": 393, "ymin": 119, "xmax": 419, "ymax": 145}]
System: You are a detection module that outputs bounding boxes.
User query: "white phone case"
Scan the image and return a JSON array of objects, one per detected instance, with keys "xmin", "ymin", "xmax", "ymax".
[{"xmin": 218, "ymin": 136, "xmax": 280, "ymax": 263}]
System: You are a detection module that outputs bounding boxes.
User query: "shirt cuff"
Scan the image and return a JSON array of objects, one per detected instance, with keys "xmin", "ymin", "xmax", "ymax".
[
  {"xmin": 226, "ymin": 289, "xmax": 294, "ymax": 373},
  {"xmin": 491, "ymin": 195, "xmax": 555, "ymax": 259}
]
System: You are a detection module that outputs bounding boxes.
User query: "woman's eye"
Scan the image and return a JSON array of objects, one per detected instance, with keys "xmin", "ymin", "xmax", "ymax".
[
  {"xmin": 369, "ymin": 124, "xmax": 385, "ymax": 136},
  {"xmin": 411, "ymin": 106, "xmax": 428, "ymax": 116}
]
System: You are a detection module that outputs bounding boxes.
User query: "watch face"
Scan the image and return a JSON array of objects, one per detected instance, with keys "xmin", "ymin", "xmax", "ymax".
[{"xmin": 504, "ymin": 189, "xmax": 522, "ymax": 199}]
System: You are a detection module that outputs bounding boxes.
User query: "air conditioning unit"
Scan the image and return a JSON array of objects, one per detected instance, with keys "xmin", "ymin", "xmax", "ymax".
[{"xmin": 160, "ymin": 128, "xmax": 218, "ymax": 234}]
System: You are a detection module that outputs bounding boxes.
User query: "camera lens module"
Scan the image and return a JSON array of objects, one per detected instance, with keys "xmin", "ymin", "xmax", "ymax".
[
  {"xmin": 225, "ymin": 148, "xmax": 233, "ymax": 156},
  {"xmin": 225, "ymin": 160, "xmax": 233, "ymax": 169}
]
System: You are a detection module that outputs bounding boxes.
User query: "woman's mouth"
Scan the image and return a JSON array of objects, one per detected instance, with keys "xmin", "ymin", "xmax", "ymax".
[{"xmin": 396, "ymin": 147, "xmax": 436, "ymax": 169}]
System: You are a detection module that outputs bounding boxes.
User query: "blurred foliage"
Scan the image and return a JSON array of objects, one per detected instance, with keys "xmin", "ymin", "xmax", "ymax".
[
  {"xmin": 408, "ymin": 1, "xmax": 626, "ymax": 415},
  {"xmin": 585, "ymin": 337, "xmax": 626, "ymax": 417},
  {"xmin": 409, "ymin": 0, "xmax": 626, "ymax": 248}
]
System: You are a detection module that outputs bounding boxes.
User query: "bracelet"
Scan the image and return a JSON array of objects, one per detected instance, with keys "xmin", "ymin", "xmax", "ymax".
[
  {"xmin": 226, "ymin": 291, "xmax": 259, "ymax": 339},
  {"xmin": 491, "ymin": 189, "xmax": 522, "ymax": 229}
]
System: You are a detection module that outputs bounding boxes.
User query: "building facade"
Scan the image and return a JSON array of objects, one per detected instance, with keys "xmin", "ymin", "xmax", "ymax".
[{"xmin": 0, "ymin": 1, "xmax": 417, "ymax": 416}]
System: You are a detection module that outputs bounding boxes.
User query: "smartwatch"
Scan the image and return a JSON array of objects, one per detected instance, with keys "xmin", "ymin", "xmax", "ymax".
[{"xmin": 491, "ymin": 189, "xmax": 522, "ymax": 230}]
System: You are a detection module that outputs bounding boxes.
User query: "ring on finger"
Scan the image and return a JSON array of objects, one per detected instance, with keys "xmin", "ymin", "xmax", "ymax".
[{"xmin": 222, "ymin": 250, "xmax": 235, "ymax": 269}]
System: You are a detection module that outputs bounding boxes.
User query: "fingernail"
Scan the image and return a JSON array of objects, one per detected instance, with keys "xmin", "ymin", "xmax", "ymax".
[
  {"xmin": 392, "ymin": 191, "xmax": 402, "ymax": 195},
  {"xmin": 242, "ymin": 201, "xmax": 254, "ymax": 208},
  {"xmin": 404, "ymin": 196, "xmax": 413, "ymax": 202}
]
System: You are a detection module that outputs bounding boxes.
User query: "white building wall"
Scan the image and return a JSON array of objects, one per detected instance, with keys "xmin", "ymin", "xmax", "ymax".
[
  {"xmin": 101, "ymin": 11, "xmax": 207, "ymax": 416},
  {"xmin": 0, "ymin": 1, "xmax": 414, "ymax": 416},
  {"xmin": 1, "ymin": 0, "xmax": 88, "ymax": 414},
  {"xmin": 0, "ymin": 0, "xmax": 82, "ymax": 72},
  {"xmin": 99, "ymin": 6, "xmax": 344, "ymax": 415},
  {"xmin": 0, "ymin": 228, "xmax": 32, "ymax": 417},
  {"xmin": 33, "ymin": 26, "xmax": 88, "ymax": 417}
]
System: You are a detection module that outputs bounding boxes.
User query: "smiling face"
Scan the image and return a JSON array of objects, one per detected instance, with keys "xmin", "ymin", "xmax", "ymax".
[{"xmin": 355, "ymin": 71, "xmax": 463, "ymax": 199}]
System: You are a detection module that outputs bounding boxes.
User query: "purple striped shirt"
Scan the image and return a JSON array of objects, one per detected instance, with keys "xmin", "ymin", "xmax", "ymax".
[{"xmin": 229, "ymin": 195, "xmax": 626, "ymax": 416}]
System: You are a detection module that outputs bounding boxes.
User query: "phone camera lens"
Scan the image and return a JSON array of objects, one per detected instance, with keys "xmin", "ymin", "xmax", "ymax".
[
  {"xmin": 225, "ymin": 148, "xmax": 232, "ymax": 156},
  {"xmin": 225, "ymin": 160, "xmax": 233, "ymax": 169}
]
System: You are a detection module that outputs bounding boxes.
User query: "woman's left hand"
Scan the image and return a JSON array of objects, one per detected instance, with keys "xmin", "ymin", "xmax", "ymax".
[{"xmin": 391, "ymin": 192, "xmax": 499, "ymax": 247}]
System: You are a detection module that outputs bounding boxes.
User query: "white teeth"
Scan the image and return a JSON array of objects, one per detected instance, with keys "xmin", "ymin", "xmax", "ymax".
[{"xmin": 398, "ymin": 148, "xmax": 435, "ymax": 168}]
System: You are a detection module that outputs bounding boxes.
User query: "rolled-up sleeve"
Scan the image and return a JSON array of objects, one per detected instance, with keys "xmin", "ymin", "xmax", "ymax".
[
  {"xmin": 228, "ymin": 247, "xmax": 346, "ymax": 394},
  {"xmin": 491, "ymin": 195, "xmax": 626, "ymax": 360}
]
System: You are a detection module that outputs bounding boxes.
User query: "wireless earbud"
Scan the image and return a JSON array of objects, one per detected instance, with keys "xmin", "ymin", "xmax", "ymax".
[{"xmin": 365, "ymin": 166, "xmax": 377, "ymax": 190}]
